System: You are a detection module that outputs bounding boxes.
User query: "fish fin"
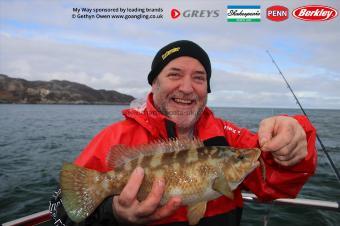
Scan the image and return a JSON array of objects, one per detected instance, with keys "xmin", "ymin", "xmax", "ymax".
[
  {"xmin": 60, "ymin": 162, "xmax": 113, "ymax": 223},
  {"xmin": 223, "ymin": 161, "xmax": 260, "ymax": 191},
  {"xmin": 187, "ymin": 201, "xmax": 207, "ymax": 225},
  {"xmin": 107, "ymin": 137, "xmax": 203, "ymax": 169},
  {"xmin": 212, "ymin": 176, "xmax": 234, "ymax": 199}
]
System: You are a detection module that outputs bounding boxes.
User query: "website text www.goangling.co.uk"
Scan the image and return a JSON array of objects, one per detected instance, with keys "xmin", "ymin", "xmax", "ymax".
[{"xmin": 72, "ymin": 7, "xmax": 164, "ymax": 20}]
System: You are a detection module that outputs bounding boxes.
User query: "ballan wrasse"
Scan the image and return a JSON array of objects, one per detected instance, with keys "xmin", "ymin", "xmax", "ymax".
[{"xmin": 60, "ymin": 138, "xmax": 264, "ymax": 225}]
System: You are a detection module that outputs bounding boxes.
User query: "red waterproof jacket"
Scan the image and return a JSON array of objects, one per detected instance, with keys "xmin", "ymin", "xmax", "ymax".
[{"xmin": 74, "ymin": 93, "xmax": 317, "ymax": 225}]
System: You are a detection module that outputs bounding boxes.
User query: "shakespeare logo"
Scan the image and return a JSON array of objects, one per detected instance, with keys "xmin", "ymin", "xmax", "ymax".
[{"xmin": 227, "ymin": 5, "xmax": 261, "ymax": 22}]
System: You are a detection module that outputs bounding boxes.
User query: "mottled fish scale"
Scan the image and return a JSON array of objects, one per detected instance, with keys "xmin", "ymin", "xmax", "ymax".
[
  {"xmin": 135, "ymin": 147, "xmax": 226, "ymax": 205},
  {"xmin": 60, "ymin": 139, "xmax": 263, "ymax": 225}
]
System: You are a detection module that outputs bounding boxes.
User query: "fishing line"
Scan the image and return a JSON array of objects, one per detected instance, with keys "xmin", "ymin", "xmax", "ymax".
[
  {"xmin": 261, "ymin": 50, "xmax": 340, "ymax": 226},
  {"xmin": 263, "ymin": 202, "xmax": 275, "ymax": 226},
  {"xmin": 266, "ymin": 50, "xmax": 340, "ymax": 182}
]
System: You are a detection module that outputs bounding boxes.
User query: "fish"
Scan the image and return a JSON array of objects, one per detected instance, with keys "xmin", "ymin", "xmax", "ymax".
[{"xmin": 60, "ymin": 138, "xmax": 264, "ymax": 225}]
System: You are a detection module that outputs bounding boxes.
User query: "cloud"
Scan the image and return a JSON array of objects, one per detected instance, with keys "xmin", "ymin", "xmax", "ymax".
[
  {"xmin": 0, "ymin": 0, "xmax": 339, "ymax": 108},
  {"xmin": 0, "ymin": 33, "xmax": 151, "ymax": 94}
]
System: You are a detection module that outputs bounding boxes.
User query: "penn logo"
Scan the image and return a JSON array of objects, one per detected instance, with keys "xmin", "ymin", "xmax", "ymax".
[
  {"xmin": 292, "ymin": 5, "xmax": 338, "ymax": 21},
  {"xmin": 266, "ymin": 5, "xmax": 289, "ymax": 22}
]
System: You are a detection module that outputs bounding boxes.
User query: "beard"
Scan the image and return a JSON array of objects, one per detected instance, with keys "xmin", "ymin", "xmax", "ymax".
[{"xmin": 155, "ymin": 91, "xmax": 207, "ymax": 130}]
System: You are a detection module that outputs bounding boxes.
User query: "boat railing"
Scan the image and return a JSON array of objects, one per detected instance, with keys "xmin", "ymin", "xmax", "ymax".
[
  {"xmin": 242, "ymin": 192, "xmax": 340, "ymax": 212},
  {"xmin": 2, "ymin": 194, "xmax": 339, "ymax": 225}
]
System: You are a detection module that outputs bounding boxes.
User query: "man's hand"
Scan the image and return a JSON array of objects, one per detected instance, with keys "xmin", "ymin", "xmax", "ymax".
[
  {"xmin": 112, "ymin": 167, "xmax": 181, "ymax": 224},
  {"xmin": 258, "ymin": 116, "xmax": 307, "ymax": 167}
]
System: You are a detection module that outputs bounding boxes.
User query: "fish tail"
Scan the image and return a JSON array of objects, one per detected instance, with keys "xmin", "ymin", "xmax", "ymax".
[{"xmin": 60, "ymin": 163, "xmax": 115, "ymax": 223}]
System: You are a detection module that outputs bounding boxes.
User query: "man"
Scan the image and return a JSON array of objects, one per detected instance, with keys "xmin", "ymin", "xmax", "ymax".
[{"xmin": 50, "ymin": 40, "xmax": 317, "ymax": 225}]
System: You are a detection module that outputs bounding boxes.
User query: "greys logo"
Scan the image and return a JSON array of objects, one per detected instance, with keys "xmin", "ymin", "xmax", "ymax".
[{"xmin": 171, "ymin": 8, "xmax": 219, "ymax": 19}]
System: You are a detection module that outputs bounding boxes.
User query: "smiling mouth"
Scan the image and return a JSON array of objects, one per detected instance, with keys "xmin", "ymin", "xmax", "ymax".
[{"xmin": 172, "ymin": 98, "xmax": 195, "ymax": 105}]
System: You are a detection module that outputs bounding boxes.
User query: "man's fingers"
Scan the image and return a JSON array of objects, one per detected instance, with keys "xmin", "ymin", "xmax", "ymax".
[
  {"xmin": 273, "ymin": 141, "xmax": 307, "ymax": 166},
  {"xmin": 272, "ymin": 138, "xmax": 298, "ymax": 157},
  {"xmin": 261, "ymin": 124, "xmax": 294, "ymax": 152},
  {"xmin": 113, "ymin": 176, "xmax": 177, "ymax": 225},
  {"xmin": 271, "ymin": 128, "xmax": 301, "ymax": 159},
  {"xmin": 136, "ymin": 178, "xmax": 165, "ymax": 217},
  {"xmin": 258, "ymin": 115, "xmax": 308, "ymax": 167},
  {"xmin": 146, "ymin": 197, "xmax": 182, "ymax": 222},
  {"xmin": 258, "ymin": 117, "xmax": 275, "ymax": 147},
  {"xmin": 118, "ymin": 167, "xmax": 144, "ymax": 207},
  {"xmin": 273, "ymin": 146, "xmax": 296, "ymax": 161},
  {"xmin": 112, "ymin": 196, "xmax": 129, "ymax": 223},
  {"xmin": 274, "ymin": 155, "xmax": 302, "ymax": 167}
]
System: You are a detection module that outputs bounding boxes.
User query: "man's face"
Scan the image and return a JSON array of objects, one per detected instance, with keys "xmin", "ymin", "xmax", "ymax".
[{"xmin": 152, "ymin": 56, "xmax": 208, "ymax": 130}]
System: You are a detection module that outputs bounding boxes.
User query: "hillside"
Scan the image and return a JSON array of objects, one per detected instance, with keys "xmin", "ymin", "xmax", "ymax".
[{"xmin": 0, "ymin": 74, "xmax": 134, "ymax": 104}]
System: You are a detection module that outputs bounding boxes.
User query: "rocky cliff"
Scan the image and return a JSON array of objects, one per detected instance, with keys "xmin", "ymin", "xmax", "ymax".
[{"xmin": 0, "ymin": 74, "xmax": 134, "ymax": 104}]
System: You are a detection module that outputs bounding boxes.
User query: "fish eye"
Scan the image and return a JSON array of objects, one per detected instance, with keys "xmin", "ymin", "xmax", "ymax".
[{"xmin": 238, "ymin": 154, "xmax": 244, "ymax": 160}]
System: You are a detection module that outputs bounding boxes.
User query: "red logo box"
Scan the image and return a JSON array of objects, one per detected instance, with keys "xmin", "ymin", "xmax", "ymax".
[
  {"xmin": 171, "ymin": 9, "xmax": 181, "ymax": 19},
  {"xmin": 267, "ymin": 5, "xmax": 289, "ymax": 22},
  {"xmin": 292, "ymin": 5, "xmax": 338, "ymax": 21}
]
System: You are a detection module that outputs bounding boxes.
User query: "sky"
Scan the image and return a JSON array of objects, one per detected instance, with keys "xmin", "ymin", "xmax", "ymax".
[{"xmin": 0, "ymin": 0, "xmax": 339, "ymax": 109}]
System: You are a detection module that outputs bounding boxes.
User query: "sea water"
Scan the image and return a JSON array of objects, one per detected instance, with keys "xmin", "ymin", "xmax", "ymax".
[{"xmin": 0, "ymin": 105, "xmax": 339, "ymax": 225}]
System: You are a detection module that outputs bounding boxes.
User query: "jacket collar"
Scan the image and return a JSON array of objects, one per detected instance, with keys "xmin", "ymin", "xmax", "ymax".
[{"xmin": 122, "ymin": 93, "xmax": 225, "ymax": 140}]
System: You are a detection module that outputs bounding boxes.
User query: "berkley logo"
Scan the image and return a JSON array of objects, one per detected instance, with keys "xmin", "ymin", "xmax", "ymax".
[
  {"xmin": 171, "ymin": 9, "xmax": 181, "ymax": 19},
  {"xmin": 292, "ymin": 5, "xmax": 338, "ymax": 21},
  {"xmin": 266, "ymin": 5, "xmax": 289, "ymax": 22}
]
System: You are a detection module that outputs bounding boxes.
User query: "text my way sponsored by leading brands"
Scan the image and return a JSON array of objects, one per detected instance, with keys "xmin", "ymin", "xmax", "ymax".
[{"xmin": 72, "ymin": 7, "xmax": 163, "ymax": 20}]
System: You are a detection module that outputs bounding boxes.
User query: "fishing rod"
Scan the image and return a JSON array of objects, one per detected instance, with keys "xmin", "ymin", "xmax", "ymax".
[{"xmin": 266, "ymin": 50, "xmax": 340, "ymax": 182}]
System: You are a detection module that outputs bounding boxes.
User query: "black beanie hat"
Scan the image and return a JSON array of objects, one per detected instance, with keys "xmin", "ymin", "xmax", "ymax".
[{"xmin": 148, "ymin": 40, "xmax": 211, "ymax": 93}]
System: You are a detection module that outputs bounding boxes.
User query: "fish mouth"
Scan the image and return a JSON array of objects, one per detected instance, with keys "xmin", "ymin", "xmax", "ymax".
[
  {"xmin": 253, "ymin": 149, "xmax": 261, "ymax": 162},
  {"xmin": 249, "ymin": 149, "xmax": 261, "ymax": 163},
  {"xmin": 253, "ymin": 160, "xmax": 260, "ymax": 168}
]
